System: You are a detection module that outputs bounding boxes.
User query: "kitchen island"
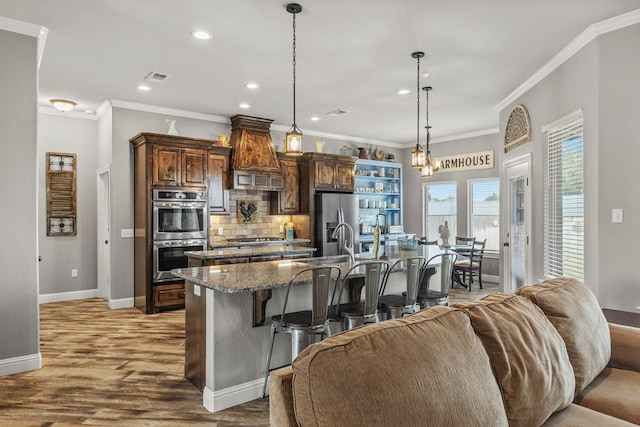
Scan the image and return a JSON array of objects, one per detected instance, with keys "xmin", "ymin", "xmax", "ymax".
[{"xmin": 171, "ymin": 245, "xmax": 451, "ymax": 412}]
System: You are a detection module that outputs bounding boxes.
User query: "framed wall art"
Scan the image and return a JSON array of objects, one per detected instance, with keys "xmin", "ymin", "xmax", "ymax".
[{"xmin": 46, "ymin": 152, "xmax": 77, "ymax": 236}]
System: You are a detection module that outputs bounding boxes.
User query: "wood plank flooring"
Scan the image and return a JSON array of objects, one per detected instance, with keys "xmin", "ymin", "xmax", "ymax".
[{"xmin": 0, "ymin": 284, "xmax": 497, "ymax": 426}]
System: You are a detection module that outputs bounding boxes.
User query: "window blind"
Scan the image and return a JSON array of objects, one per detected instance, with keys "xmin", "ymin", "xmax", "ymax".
[
  {"xmin": 544, "ymin": 115, "xmax": 584, "ymax": 280},
  {"xmin": 469, "ymin": 179, "xmax": 500, "ymax": 251}
]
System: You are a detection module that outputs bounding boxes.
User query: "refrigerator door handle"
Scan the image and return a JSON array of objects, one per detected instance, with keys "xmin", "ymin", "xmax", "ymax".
[{"xmin": 337, "ymin": 208, "xmax": 344, "ymax": 255}]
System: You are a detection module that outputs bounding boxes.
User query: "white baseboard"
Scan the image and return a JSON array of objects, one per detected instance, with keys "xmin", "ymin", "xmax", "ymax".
[
  {"xmin": 39, "ymin": 290, "xmax": 134, "ymax": 310},
  {"xmin": 0, "ymin": 352, "xmax": 41, "ymax": 376},
  {"xmin": 39, "ymin": 289, "xmax": 99, "ymax": 304},
  {"xmin": 203, "ymin": 378, "xmax": 264, "ymax": 413},
  {"xmin": 108, "ymin": 297, "xmax": 134, "ymax": 310},
  {"xmin": 483, "ymin": 274, "xmax": 499, "ymax": 284}
]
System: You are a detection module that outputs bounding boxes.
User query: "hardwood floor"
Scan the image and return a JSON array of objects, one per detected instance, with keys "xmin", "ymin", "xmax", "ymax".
[{"xmin": 0, "ymin": 284, "xmax": 497, "ymax": 426}]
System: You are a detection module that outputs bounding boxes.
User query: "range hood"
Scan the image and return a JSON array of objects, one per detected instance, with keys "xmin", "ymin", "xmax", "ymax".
[{"xmin": 229, "ymin": 114, "xmax": 284, "ymax": 191}]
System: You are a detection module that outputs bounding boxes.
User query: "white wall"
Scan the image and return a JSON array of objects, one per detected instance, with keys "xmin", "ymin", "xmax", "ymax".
[
  {"xmin": 0, "ymin": 29, "xmax": 40, "ymax": 369},
  {"xmin": 38, "ymin": 114, "xmax": 98, "ymax": 297},
  {"xmin": 498, "ymin": 23, "xmax": 640, "ymax": 311}
]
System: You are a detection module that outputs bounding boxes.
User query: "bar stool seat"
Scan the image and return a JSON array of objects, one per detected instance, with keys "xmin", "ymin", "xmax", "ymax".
[{"xmin": 378, "ymin": 256, "xmax": 427, "ymax": 320}]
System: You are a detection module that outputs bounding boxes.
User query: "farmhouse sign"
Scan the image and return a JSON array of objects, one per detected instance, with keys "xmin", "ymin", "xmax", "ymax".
[{"xmin": 434, "ymin": 150, "xmax": 494, "ymax": 173}]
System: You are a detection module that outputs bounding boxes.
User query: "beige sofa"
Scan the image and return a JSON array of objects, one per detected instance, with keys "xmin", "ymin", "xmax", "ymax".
[{"xmin": 269, "ymin": 278, "xmax": 640, "ymax": 426}]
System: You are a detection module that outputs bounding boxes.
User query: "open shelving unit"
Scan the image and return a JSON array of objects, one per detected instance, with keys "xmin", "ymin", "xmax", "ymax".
[{"xmin": 355, "ymin": 159, "xmax": 410, "ymax": 253}]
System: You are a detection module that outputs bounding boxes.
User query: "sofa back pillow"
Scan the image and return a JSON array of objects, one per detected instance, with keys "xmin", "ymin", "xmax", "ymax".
[
  {"xmin": 292, "ymin": 306, "xmax": 508, "ymax": 427},
  {"xmin": 455, "ymin": 294, "xmax": 575, "ymax": 427},
  {"xmin": 516, "ymin": 278, "xmax": 610, "ymax": 395}
]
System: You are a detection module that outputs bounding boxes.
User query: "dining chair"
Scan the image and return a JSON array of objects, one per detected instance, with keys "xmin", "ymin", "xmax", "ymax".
[
  {"xmin": 418, "ymin": 237, "xmax": 439, "ymax": 246},
  {"xmin": 330, "ymin": 260, "xmax": 389, "ymax": 331},
  {"xmin": 261, "ymin": 264, "xmax": 342, "ymax": 398},
  {"xmin": 378, "ymin": 256, "xmax": 427, "ymax": 319},
  {"xmin": 453, "ymin": 238, "xmax": 486, "ymax": 291},
  {"xmin": 417, "ymin": 252, "xmax": 458, "ymax": 308}
]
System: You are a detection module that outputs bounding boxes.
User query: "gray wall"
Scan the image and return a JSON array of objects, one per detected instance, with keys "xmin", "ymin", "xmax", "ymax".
[
  {"xmin": 38, "ymin": 114, "xmax": 98, "ymax": 295},
  {"xmin": 0, "ymin": 30, "xmax": 39, "ymax": 363},
  {"xmin": 498, "ymin": 23, "xmax": 640, "ymax": 311},
  {"xmin": 402, "ymin": 133, "xmax": 502, "ymax": 278}
]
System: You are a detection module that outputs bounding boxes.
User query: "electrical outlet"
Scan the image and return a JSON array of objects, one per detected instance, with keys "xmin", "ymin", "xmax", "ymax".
[
  {"xmin": 218, "ymin": 227, "xmax": 224, "ymax": 235},
  {"xmin": 279, "ymin": 225, "xmax": 284, "ymax": 233},
  {"xmin": 194, "ymin": 284, "xmax": 201, "ymax": 297},
  {"xmin": 121, "ymin": 229, "xmax": 134, "ymax": 238},
  {"xmin": 71, "ymin": 269, "xmax": 78, "ymax": 278}
]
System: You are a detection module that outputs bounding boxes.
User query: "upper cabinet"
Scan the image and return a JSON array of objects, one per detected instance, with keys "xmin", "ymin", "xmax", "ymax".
[
  {"xmin": 300, "ymin": 153, "xmax": 356, "ymax": 193},
  {"xmin": 152, "ymin": 145, "xmax": 208, "ymax": 188},
  {"xmin": 208, "ymin": 147, "xmax": 232, "ymax": 214},
  {"xmin": 270, "ymin": 153, "xmax": 300, "ymax": 214}
]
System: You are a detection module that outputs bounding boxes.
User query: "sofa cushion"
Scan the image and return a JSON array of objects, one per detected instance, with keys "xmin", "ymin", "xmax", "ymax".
[
  {"xmin": 543, "ymin": 403, "xmax": 638, "ymax": 426},
  {"xmin": 574, "ymin": 367, "xmax": 640, "ymax": 424},
  {"xmin": 291, "ymin": 306, "xmax": 508, "ymax": 427},
  {"xmin": 516, "ymin": 278, "xmax": 611, "ymax": 394},
  {"xmin": 269, "ymin": 366, "xmax": 297, "ymax": 427},
  {"xmin": 455, "ymin": 293, "xmax": 575, "ymax": 427}
]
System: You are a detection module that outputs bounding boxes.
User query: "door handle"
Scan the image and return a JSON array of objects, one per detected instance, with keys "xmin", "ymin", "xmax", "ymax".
[
  {"xmin": 105, "ymin": 240, "xmax": 109, "ymax": 244},
  {"xmin": 503, "ymin": 242, "xmax": 510, "ymax": 247}
]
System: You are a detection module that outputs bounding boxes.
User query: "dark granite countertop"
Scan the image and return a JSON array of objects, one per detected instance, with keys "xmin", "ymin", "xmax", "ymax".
[{"xmin": 185, "ymin": 245, "xmax": 315, "ymax": 260}]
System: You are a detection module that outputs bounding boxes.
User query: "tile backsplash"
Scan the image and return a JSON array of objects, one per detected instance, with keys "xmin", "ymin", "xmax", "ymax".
[{"xmin": 209, "ymin": 189, "xmax": 308, "ymax": 244}]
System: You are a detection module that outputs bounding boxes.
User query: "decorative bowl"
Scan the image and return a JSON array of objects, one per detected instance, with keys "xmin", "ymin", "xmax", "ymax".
[{"xmin": 397, "ymin": 237, "xmax": 418, "ymax": 250}]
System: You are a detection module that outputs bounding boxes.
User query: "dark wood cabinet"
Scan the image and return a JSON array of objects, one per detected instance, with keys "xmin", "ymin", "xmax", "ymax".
[
  {"xmin": 130, "ymin": 132, "xmax": 221, "ymax": 314},
  {"xmin": 208, "ymin": 149, "xmax": 230, "ymax": 214},
  {"xmin": 308, "ymin": 155, "xmax": 355, "ymax": 192},
  {"xmin": 271, "ymin": 153, "xmax": 300, "ymax": 214},
  {"xmin": 152, "ymin": 145, "xmax": 207, "ymax": 188}
]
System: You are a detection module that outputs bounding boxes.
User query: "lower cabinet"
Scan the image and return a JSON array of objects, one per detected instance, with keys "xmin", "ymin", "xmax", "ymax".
[{"xmin": 152, "ymin": 283, "xmax": 186, "ymax": 309}]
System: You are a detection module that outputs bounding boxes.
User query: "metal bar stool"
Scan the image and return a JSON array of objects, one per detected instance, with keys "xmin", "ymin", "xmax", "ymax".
[
  {"xmin": 261, "ymin": 264, "xmax": 342, "ymax": 398},
  {"xmin": 417, "ymin": 252, "xmax": 458, "ymax": 308},
  {"xmin": 378, "ymin": 256, "xmax": 427, "ymax": 320},
  {"xmin": 331, "ymin": 260, "xmax": 389, "ymax": 330}
]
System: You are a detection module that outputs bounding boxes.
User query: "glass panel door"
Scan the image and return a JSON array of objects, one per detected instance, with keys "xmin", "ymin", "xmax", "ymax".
[{"xmin": 504, "ymin": 157, "xmax": 530, "ymax": 291}]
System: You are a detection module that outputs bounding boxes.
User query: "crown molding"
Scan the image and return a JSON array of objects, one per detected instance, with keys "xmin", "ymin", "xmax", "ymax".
[
  {"xmin": 0, "ymin": 16, "xmax": 48, "ymax": 68},
  {"xmin": 39, "ymin": 106, "xmax": 98, "ymax": 120},
  {"xmin": 400, "ymin": 127, "xmax": 499, "ymax": 148},
  {"xmin": 110, "ymin": 99, "xmax": 398, "ymax": 148},
  {"xmin": 495, "ymin": 8, "xmax": 640, "ymax": 112},
  {"xmin": 110, "ymin": 99, "xmax": 231, "ymax": 124},
  {"xmin": 95, "ymin": 99, "xmax": 112, "ymax": 119}
]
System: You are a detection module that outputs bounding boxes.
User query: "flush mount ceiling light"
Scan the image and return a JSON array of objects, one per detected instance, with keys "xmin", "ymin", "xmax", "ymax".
[
  {"xmin": 284, "ymin": 3, "xmax": 303, "ymax": 156},
  {"xmin": 49, "ymin": 99, "xmax": 77, "ymax": 112},
  {"xmin": 410, "ymin": 52, "xmax": 425, "ymax": 169},
  {"xmin": 421, "ymin": 86, "xmax": 440, "ymax": 178},
  {"xmin": 191, "ymin": 30, "xmax": 212, "ymax": 40}
]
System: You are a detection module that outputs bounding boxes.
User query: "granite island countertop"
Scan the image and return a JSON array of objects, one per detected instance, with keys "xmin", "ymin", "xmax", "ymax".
[
  {"xmin": 185, "ymin": 245, "xmax": 315, "ymax": 261},
  {"xmin": 173, "ymin": 245, "xmax": 455, "ymax": 294},
  {"xmin": 209, "ymin": 238, "xmax": 311, "ymax": 249}
]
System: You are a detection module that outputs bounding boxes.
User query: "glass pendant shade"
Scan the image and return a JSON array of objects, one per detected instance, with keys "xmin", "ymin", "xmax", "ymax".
[
  {"xmin": 421, "ymin": 151, "xmax": 434, "ymax": 177},
  {"xmin": 411, "ymin": 145, "xmax": 425, "ymax": 168},
  {"xmin": 285, "ymin": 124, "xmax": 303, "ymax": 156}
]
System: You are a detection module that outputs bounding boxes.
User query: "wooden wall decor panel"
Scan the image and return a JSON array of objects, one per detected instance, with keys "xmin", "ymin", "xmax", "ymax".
[{"xmin": 46, "ymin": 151, "xmax": 77, "ymax": 236}]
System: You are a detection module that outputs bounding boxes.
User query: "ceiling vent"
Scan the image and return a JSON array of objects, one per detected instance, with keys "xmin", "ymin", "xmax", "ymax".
[
  {"xmin": 144, "ymin": 71, "xmax": 170, "ymax": 83},
  {"xmin": 326, "ymin": 109, "xmax": 348, "ymax": 116}
]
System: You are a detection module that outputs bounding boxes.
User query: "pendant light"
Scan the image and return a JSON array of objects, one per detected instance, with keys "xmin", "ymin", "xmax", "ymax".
[
  {"xmin": 421, "ymin": 86, "xmax": 436, "ymax": 178},
  {"xmin": 285, "ymin": 3, "xmax": 303, "ymax": 156},
  {"xmin": 410, "ymin": 52, "xmax": 425, "ymax": 169}
]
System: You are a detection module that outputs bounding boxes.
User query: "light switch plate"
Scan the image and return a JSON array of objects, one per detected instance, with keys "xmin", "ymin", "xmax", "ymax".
[
  {"xmin": 612, "ymin": 209, "xmax": 623, "ymax": 224},
  {"xmin": 194, "ymin": 284, "xmax": 201, "ymax": 297}
]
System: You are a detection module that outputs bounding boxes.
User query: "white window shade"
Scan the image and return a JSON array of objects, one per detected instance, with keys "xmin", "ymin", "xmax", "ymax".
[
  {"xmin": 423, "ymin": 182, "xmax": 457, "ymax": 244},
  {"xmin": 544, "ymin": 113, "xmax": 584, "ymax": 281},
  {"xmin": 469, "ymin": 179, "xmax": 500, "ymax": 251}
]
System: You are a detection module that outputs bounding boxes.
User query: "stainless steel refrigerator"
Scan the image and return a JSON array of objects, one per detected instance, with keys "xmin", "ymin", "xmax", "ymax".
[{"xmin": 314, "ymin": 193, "xmax": 360, "ymax": 257}]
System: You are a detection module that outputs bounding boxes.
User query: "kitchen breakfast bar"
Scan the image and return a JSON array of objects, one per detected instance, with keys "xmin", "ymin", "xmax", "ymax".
[{"xmin": 170, "ymin": 245, "xmax": 449, "ymax": 412}]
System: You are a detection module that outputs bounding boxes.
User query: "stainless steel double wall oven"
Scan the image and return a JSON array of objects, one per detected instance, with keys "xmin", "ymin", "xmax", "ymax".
[{"xmin": 152, "ymin": 189, "xmax": 208, "ymax": 282}]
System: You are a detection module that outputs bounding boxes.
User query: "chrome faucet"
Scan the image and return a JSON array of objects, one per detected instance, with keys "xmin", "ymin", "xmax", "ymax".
[{"xmin": 331, "ymin": 222, "xmax": 355, "ymax": 263}]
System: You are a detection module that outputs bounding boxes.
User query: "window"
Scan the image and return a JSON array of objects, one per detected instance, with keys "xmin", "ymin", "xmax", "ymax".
[
  {"xmin": 423, "ymin": 182, "xmax": 457, "ymax": 245},
  {"xmin": 544, "ymin": 111, "xmax": 584, "ymax": 281},
  {"xmin": 468, "ymin": 179, "xmax": 500, "ymax": 251}
]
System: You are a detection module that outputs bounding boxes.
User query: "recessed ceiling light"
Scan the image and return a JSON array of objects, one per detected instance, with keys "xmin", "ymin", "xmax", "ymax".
[
  {"xmin": 422, "ymin": 71, "xmax": 430, "ymax": 78},
  {"xmin": 245, "ymin": 82, "xmax": 259, "ymax": 89},
  {"xmin": 191, "ymin": 30, "xmax": 212, "ymax": 40},
  {"xmin": 397, "ymin": 89, "xmax": 410, "ymax": 95},
  {"xmin": 311, "ymin": 116, "xmax": 320, "ymax": 121},
  {"xmin": 239, "ymin": 103, "xmax": 250, "ymax": 109},
  {"xmin": 137, "ymin": 85, "xmax": 151, "ymax": 91}
]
